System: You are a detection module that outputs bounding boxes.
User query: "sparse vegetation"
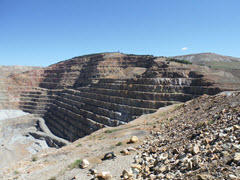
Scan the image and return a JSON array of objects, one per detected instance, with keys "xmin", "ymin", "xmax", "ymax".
[
  {"xmin": 115, "ymin": 142, "xmax": 122, "ymax": 146},
  {"xmin": 31, "ymin": 156, "xmax": 38, "ymax": 162},
  {"xmin": 104, "ymin": 125, "xmax": 138, "ymax": 134},
  {"xmin": 68, "ymin": 159, "xmax": 82, "ymax": 169},
  {"xmin": 104, "ymin": 130, "xmax": 114, "ymax": 133},
  {"xmin": 104, "ymin": 128, "xmax": 124, "ymax": 134},
  {"xmin": 76, "ymin": 143, "xmax": 82, "ymax": 147},
  {"xmin": 196, "ymin": 121, "xmax": 207, "ymax": 129},
  {"xmin": 173, "ymin": 103, "xmax": 184, "ymax": 110},
  {"xmin": 48, "ymin": 177, "xmax": 56, "ymax": 180},
  {"xmin": 205, "ymin": 61, "xmax": 240, "ymax": 70},
  {"xmin": 207, "ymin": 119, "xmax": 215, "ymax": 125},
  {"xmin": 89, "ymin": 134, "xmax": 96, "ymax": 139},
  {"xmin": 14, "ymin": 170, "xmax": 19, "ymax": 175},
  {"xmin": 167, "ymin": 58, "xmax": 192, "ymax": 65},
  {"xmin": 98, "ymin": 137, "xmax": 105, "ymax": 140}
]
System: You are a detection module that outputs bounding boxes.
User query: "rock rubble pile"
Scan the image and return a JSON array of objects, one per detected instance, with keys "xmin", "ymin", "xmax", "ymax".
[{"xmin": 122, "ymin": 92, "xmax": 240, "ymax": 179}]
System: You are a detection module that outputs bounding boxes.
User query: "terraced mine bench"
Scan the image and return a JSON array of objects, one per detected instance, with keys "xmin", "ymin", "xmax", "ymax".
[{"xmin": 3, "ymin": 53, "xmax": 239, "ymax": 142}]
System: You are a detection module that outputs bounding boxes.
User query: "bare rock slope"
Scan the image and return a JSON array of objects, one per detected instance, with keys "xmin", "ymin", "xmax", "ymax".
[
  {"xmin": 173, "ymin": 53, "xmax": 240, "ymax": 79},
  {"xmin": 0, "ymin": 53, "xmax": 240, "ymax": 179},
  {"xmin": 1, "ymin": 91, "xmax": 239, "ymax": 180},
  {"xmin": 173, "ymin": 52, "xmax": 240, "ymax": 63},
  {"xmin": 132, "ymin": 91, "xmax": 240, "ymax": 179},
  {"xmin": 1, "ymin": 53, "xmax": 240, "ymax": 142}
]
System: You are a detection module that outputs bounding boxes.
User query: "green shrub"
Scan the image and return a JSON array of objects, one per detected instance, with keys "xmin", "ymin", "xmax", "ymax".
[
  {"xmin": 196, "ymin": 121, "xmax": 207, "ymax": 129},
  {"xmin": 14, "ymin": 170, "xmax": 19, "ymax": 175},
  {"xmin": 104, "ymin": 130, "xmax": 113, "ymax": 133},
  {"xmin": 104, "ymin": 129, "xmax": 120, "ymax": 133},
  {"xmin": 167, "ymin": 58, "xmax": 192, "ymax": 65},
  {"xmin": 76, "ymin": 143, "xmax": 82, "ymax": 147},
  {"xmin": 68, "ymin": 159, "xmax": 82, "ymax": 169},
  {"xmin": 48, "ymin": 177, "xmax": 56, "ymax": 180},
  {"xmin": 116, "ymin": 142, "xmax": 122, "ymax": 146},
  {"xmin": 31, "ymin": 156, "xmax": 37, "ymax": 162}
]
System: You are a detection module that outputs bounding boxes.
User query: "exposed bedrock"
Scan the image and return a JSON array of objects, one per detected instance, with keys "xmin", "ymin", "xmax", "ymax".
[{"xmin": 2, "ymin": 53, "xmax": 239, "ymax": 142}]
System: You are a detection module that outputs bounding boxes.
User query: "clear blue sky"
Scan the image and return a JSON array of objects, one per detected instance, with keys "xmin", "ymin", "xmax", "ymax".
[{"xmin": 1, "ymin": 0, "xmax": 240, "ymax": 66}]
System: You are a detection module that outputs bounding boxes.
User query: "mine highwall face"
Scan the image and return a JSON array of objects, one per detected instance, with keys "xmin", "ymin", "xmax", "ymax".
[{"xmin": 18, "ymin": 53, "xmax": 221, "ymax": 141}]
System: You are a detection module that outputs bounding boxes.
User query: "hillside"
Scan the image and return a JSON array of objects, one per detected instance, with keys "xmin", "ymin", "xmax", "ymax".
[
  {"xmin": 173, "ymin": 53, "xmax": 240, "ymax": 80},
  {"xmin": 173, "ymin": 53, "xmax": 240, "ymax": 64},
  {"xmin": 0, "ymin": 52, "xmax": 240, "ymax": 179},
  {"xmin": 0, "ymin": 66, "xmax": 42, "ymax": 76},
  {"xmin": 1, "ymin": 53, "xmax": 239, "ymax": 140}
]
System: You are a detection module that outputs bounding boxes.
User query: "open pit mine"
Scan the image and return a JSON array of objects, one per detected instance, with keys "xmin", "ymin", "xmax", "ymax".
[{"xmin": 0, "ymin": 53, "xmax": 239, "ymax": 170}]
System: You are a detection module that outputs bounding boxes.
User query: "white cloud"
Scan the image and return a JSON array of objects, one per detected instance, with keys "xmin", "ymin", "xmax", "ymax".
[{"xmin": 181, "ymin": 47, "xmax": 188, "ymax": 51}]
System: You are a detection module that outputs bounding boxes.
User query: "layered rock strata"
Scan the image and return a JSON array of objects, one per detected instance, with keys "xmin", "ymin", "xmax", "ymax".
[{"xmin": 1, "ymin": 53, "xmax": 238, "ymax": 141}]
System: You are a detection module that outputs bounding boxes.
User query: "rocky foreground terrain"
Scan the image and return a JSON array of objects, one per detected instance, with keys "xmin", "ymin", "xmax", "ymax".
[{"xmin": 127, "ymin": 91, "xmax": 240, "ymax": 180}]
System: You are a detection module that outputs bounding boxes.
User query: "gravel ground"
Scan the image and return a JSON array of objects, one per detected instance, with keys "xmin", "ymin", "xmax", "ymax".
[{"xmin": 58, "ymin": 153, "xmax": 137, "ymax": 180}]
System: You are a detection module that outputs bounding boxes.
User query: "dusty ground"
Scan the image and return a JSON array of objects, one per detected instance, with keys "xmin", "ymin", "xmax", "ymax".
[{"xmin": 0, "ymin": 104, "xmax": 176, "ymax": 180}]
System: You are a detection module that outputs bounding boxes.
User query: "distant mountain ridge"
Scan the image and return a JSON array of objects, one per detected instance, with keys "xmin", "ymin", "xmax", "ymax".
[{"xmin": 173, "ymin": 52, "xmax": 240, "ymax": 63}]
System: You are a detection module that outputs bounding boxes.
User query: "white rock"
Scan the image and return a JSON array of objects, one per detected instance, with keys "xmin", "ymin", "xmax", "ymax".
[
  {"xmin": 121, "ymin": 149, "xmax": 130, "ymax": 155},
  {"xmin": 149, "ymin": 174, "xmax": 156, "ymax": 180},
  {"xmin": 127, "ymin": 147, "xmax": 137, "ymax": 151},
  {"xmin": 159, "ymin": 165, "xmax": 167, "ymax": 173},
  {"xmin": 233, "ymin": 153, "xmax": 240, "ymax": 162},
  {"xmin": 96, "ymin": 171, "xmax": 112, "ymax": 180},
  {"xmin": 229, "ymin": 174, "xmax": 238, "ymax": 180},
  {"xmin": 81, "ymin": 159, "xmax": 89, "ymax": 168},
  {"xmin": 130, "ymin": 136, "xmax": 139, "ymax": 143},
  {"xmin": 158, "ymin": 153, "xmax": 168, "ymax": 161},
  {"xmin": 192, "ymin": 144, "xmax": 200, "ymax": 155},
  {"xmin": 122, "ymin": 169, "xmax": 133, "ymax": 179},
  {"xmin": 232, "ymin": 144, "xmax": 240, "ymax": 150},
  {"xmin": 233, "ymin": 125, "xmax": 240, "ymax": 131}
]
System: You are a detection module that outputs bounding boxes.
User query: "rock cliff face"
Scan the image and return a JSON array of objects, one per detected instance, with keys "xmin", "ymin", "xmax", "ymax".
[
  {"xmin": 0, "ymin": 66, "xmax": 43, "ymax": 109},
  {"xmin": 1, "ymin": 53, "xmax": 239, "ymax": 142}
]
